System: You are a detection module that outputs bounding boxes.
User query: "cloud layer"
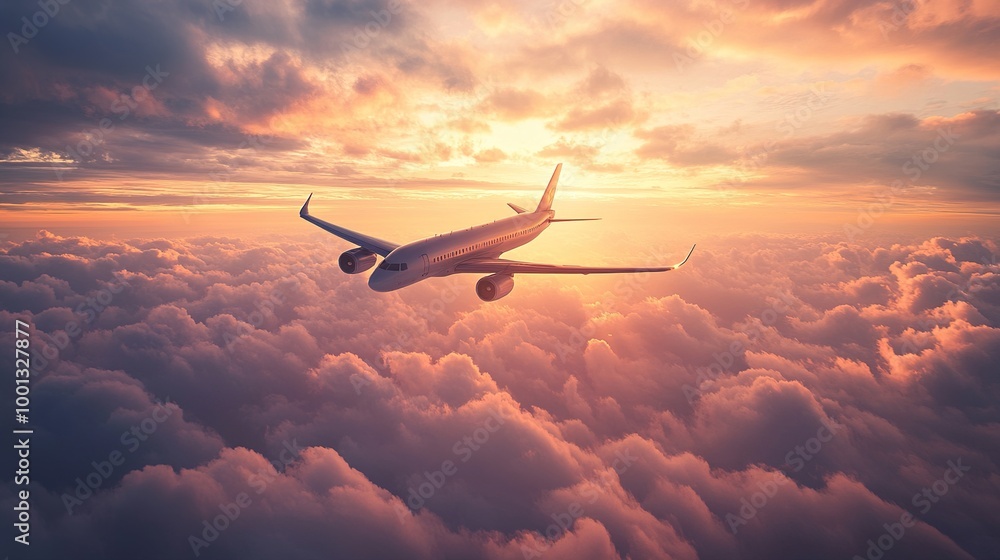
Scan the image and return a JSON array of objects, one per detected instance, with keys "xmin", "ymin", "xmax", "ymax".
[{"xmin": 2, "ymin": 230, "xmax": 998, "ymax": 559}]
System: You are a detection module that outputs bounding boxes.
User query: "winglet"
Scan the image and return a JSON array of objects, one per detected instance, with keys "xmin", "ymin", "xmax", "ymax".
[
  {"xmin": 300, "ymin": 193, "xmax": 313, "ymax": 217},
  {"xmin": 674, "ymin": 244, "xmax": 696, "ymax": 268}
]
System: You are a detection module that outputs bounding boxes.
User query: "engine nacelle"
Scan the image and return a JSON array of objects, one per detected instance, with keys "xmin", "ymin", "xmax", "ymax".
[
  {"xmin": 339, "ymin": 248, "xmax": 377, "ymax": 274},
  {"xmin": 476, "ymin": 273, "xmax": 515, "ymax": 301}
]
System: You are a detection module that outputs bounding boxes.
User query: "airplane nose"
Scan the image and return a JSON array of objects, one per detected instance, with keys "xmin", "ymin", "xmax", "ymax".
[{"xmin": 368, "ymin": 269, "xmax": 391, "ymax": 292}]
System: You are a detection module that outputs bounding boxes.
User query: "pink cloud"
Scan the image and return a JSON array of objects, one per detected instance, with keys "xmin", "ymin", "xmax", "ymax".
[{"xmin": 1, "ymin": 230, "xmax": 997, "ymax": 558}]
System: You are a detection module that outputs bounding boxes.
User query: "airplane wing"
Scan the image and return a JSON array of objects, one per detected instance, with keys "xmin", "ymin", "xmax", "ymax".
[
  {"xmin": 299, "ymin": 194, "xmax": 400, "ymax": 257},
  {"xmin": 456, "ymin": 244, "xmax": 696, "ymax": 275}
]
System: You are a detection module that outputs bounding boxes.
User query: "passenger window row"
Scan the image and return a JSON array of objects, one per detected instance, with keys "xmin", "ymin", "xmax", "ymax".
[{"xmin": 431, "ymin": 222, "xmax": 543, "ymax": 263}]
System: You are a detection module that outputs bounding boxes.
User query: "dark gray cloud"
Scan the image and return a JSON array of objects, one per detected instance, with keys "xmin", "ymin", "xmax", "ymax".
[
  {"xmin": 0, "ymin": 0, "xmax": 426, "ymax": 182},
  {"xmin": 753, "ymin": 110, "xmax": 1000, "ymax": 196},
  {"xmin": 642, "ymin": 110, "xmax": 1000, "ymax": 201}
]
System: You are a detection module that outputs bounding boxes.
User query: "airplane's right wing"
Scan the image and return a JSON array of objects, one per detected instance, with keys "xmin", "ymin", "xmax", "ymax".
[
  {"xmin": 299, "ymin": 194, "xmax": 400, "ymax": 257},
  {"xmin": 456, "ymin": 244, "xmax": 696, "ymax": 275}
]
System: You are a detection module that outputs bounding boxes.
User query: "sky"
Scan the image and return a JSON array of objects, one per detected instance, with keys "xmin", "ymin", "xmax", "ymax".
[
  {"xmin": 2, "ymin": 1, "xmax": 1000, "ymax": 559},
  {"xmin": 1, "ymin": 0, "xmax": 999, "ymax": 238}
]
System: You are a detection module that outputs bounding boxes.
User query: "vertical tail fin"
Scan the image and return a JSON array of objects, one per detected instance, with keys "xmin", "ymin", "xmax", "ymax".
[{"xmin": 535, "ymin": 163, "xmax": 562, "ymax": 212}]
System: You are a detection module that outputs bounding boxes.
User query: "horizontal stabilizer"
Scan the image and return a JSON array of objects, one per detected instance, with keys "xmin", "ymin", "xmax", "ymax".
[
  {"xmin": 507, "ymin": 203, "xmax": 528, "ymax": 214},
  {"xmin": 549, "ymin": 218, "xmax": 601, "ymax": 222}
]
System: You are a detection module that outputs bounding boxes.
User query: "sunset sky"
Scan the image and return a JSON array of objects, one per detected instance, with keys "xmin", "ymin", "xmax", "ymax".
[
  {"xmin": 1, "ymin": 0, "xmax": 999, "ymax": 239},
  {"xmin": 2, "ymin": 1, "xmax": 999, "ymax": 559}
]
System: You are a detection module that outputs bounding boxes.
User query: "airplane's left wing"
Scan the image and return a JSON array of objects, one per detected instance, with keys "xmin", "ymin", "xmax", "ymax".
[
  {"xmin": 456, "ymin": 244, "xmax": 696, "ymax": 275},
  {"xmin": 299, "ymin": 194, "xmax": 400, "ymax": 257}
]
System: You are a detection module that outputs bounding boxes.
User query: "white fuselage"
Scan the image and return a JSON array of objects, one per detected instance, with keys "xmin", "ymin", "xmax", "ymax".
[{"xmin": 368, "ymin": 210, "xmax": 553, "ymax": 291}]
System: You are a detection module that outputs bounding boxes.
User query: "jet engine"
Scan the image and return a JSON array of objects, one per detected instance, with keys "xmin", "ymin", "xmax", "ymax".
[
  {"xmin": 476, "ymin": 273, "xmax": 515, "ymax": 301},
  {"xmin": 339, "ymin": 248, "xmax": 378, "ymax": 274}
]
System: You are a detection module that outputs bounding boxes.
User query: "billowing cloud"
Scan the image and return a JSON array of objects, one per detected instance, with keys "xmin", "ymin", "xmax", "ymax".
[{"xmin": 2, "ymin": 230, "xmax": 997, "ymax": 558}]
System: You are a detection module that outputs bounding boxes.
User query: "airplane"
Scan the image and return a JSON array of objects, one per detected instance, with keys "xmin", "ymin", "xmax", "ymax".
[{"xmin": 299, "ymin": 163, "xmax": 695, "ymax": 301}]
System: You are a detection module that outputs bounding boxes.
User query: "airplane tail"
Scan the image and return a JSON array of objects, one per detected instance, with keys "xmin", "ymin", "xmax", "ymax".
[{"xmin": 535, "ymin": 163, "xmax": 561, "ymax": 212}]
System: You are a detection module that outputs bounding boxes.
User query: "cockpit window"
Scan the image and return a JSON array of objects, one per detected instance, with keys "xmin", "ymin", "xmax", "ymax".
[{"xmin": 378, "ymin": 261, "xmax": 408, "ymax": 272}]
